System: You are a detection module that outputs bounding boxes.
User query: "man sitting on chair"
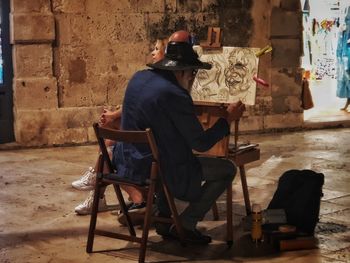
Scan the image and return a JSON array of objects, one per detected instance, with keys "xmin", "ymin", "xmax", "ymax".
[{"xmin": 113, "ymin": 30, "xmax": 246, "ymax": 244}]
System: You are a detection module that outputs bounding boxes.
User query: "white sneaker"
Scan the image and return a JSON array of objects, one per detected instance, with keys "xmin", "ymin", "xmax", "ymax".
[
  {"xmin": 72, "ymin": 167, "xmax": 96, "ymax": 191},
  {"xmin": 74, "ymin": 191, "xmax": 108, "ymax": 215}
]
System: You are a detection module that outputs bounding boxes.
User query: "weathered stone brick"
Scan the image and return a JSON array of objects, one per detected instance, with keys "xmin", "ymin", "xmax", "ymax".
[
  {"xmin": 271, "ymin": 39, "xmax": 302, "ymax": 68},
  {"xmin": 238, "ymin": 115, "xmax": 264, "ymax": 132},
  {"xmin": 84, "ymin": 43, "xmax": 138, "ymax": 75},
  {"xmin": 271, "ymin": 0, "xmax": 281, "ymax": 7},
  {"xmin": 55, "ymin": 46, "xmax": 87, "ymax": 86},
  {"xmin": 46, "ymin": 127, "xmax": 88, "ymax": 145},
  {"xmin": 112, "ymin": 42, "xmax": 150, "ymax": 67},
  {"xmin": 250, "ymin": 0, "xmax": 270, "ymax": 47},
  {"xmin": 11, "ymin": 0, "xmax": 51, "ymax": 13},
  {"xmin": 14, "ymin": 109, "xmax": 50, "ymax": 145},
  {"xmin": 270, "ymin": 8, "xmax": 302, "ymax": 37},
  {"xmin": 14, "ymin": 77, "xmax": 58, "ymax": 110},
  {"xmin": 87, "ymin": 126, "xmax": 97, "ymax": 142},
  {"xmin": 15, "ymin": 125, "xmax": 88, "ymax": 146},
  {"xmin": 280, "ymin": 0, "xmax": 301, "ymax": 11},
  {"xmin": 60, "ymin": 83, "xmax": 94, "ymax": 107},
  {"xmin": 251, "ymin": 96, "xmax": 273, "ymax": 115},
  {"xmin": 264, "ymin": 113, "xmax": 303, "ymax": 129},
  {"xmin": 11, "ymin": 13, "xmax": 55, "ymax": 43},
  {"xmin": 85, "ymin": 0, "xmax": 137, "ymax": 14},
  {"xmin": 13, "ymin": 44, "xmax": 53, "ymax": 78},
  {"xmin": 106, "ymin": 74, "xmax": 128, "ymax": 106},
  {"xmin": 67, "ymin": 107, "xmax": 104, "ymax": 128},
  {"xmin": 202, "ymin": 0, "xmax": 219, "ymax": 12},
  {"xmin": 285, "ymin": 95, "xmax": 302, "ymax": 112},
  {"xmin": 177, "ymin": 0, "xmax": 202, "ymax": 12},
  {"xmin": 219, "ymin": 8, "xmax": 253, "ymax": 47},
  {"xmin": 272, "ymin": 96, "xmax": 290, "ymax": 113},
  {"xmin": 147, "ymin": 13, "xmax": 183, "ymax": 41},
  {"xmin": 137, "ymin": 0, "xmax": 165, "ymax": 13},
  {"xmin": 55, "ymin": 14, "xmax": 89, "ymax": 46},
  {"xmin": 14, "ymin": 107, "xmax": 104, "ymax": 145},
  {"xmin": 165, "ymin": 0, "xmax": 177, "ymax": 12},
  {"xmin": 87, "ymin": 13, "xmax": 147, "ymax": 43},
  {"xmin": 148, "ymin": 12, "xmax": 218, "ymax": 43},
  {"xmin": 68, "ymin": 58, "xmax": 87, "ymax": 84},
  {"xmin": 271, "ymin": 68, "xmax": 302, "ymax": 96},
  {"xmin": 52, "ymin": 0, "xmax": 86, "ymax": 14},
  {"xmin": 89, "ymin": 75, "xmax": 112, "ymax": 106}
]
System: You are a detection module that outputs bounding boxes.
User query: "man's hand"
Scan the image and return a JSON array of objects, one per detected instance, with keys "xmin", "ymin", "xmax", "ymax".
[
  {"xmin": 99, "ymin": 108, "xmax": 122, "ymax": 128},
  {"xmin": 226, "ymin": 101, "xmax": 246, "ymax": 123}
]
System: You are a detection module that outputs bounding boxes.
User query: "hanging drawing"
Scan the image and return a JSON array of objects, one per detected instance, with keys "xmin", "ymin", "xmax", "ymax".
[{"xmin": 191, "ymin": 46, "xmax": 260, "ymax": 105}]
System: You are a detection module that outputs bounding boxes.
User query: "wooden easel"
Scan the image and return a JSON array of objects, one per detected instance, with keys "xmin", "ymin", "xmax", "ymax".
[
  {"xmin": 200, "ymin": 27, "xmax": 222, "ymax": 49},
  {"xmin": 195, "ymin": 27, "xmax": 260, "ymax": 245}
]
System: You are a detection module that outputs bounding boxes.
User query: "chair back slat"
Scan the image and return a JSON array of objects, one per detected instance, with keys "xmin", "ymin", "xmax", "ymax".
[
  {"xmin": 93, "ymin": 123, "xmax": 158, "ymax": 173},
  {"xmin": 94, "ymin": 123, "xmax": 149, "ymax": 144},
  {"xmin": 145, "ymin": 129, "xmax": 159, "ymax": 162}
]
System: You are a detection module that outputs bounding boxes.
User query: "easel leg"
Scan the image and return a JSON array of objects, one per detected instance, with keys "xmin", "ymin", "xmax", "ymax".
[
  {"xmin": 239, "ymin": 165, "xmax": 252, "ymax": 215},
  {"xmin": 211, "ymin": 202, "xmax": 219, "ymax": 221},
  {"xmin": 226, "ymin": 184, "xmax": 233, "ymax": 246}
]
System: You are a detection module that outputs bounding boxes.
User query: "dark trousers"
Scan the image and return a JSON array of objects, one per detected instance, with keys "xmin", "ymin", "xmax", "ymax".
[{"xmin": 157, "ymin": 156, "xmax": 236, "ymax": 230}]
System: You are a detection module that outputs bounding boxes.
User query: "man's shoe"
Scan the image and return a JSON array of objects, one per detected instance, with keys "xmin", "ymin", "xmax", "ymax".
[
  {"xmin": 72, "ymin": 167, "xmax": 96, "ymax": 191},
  {"xmin": 181, "ymin": 227, "xmax": 212, "ymax": 244},
  {"xmin": 74, "ymin": 190, "xmax": 108, "ymax": 215},
  {"xmin": 117, "ymin": 201, "xmax": 148, "ymax": 226},
  {"xmin": 155, "ymin": 222, "xmax": 173, "ymax": 238},
  {"xmin": 156, "ymin": 224, "xmax": 212, "ymax": 244}
]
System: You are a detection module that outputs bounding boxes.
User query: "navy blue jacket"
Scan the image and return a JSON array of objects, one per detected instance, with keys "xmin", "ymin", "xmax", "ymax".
[{"xmin": 113, "ymin": 69, "xmax": 230, "ymax": 201}]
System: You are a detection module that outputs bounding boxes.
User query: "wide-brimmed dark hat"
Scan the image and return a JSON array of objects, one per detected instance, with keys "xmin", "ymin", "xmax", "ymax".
[{"xmin": 147, "ymin": 41, "xmax": 212, "ymax": 71}]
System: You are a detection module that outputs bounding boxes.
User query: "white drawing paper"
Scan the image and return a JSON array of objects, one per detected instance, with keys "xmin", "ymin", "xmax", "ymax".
[{"xmin": 192, "ymin": 46, "xmax": 260, "ymax": 105}]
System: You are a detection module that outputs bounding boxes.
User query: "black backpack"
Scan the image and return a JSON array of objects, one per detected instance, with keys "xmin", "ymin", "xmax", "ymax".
[{"xmin": 267, "ymin": 169, "xmax": 324, "ymax": 234}]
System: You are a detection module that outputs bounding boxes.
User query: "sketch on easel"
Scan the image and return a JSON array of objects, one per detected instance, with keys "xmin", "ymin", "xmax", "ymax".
[{"xmin": 191, "ymin": 46, "xmax": 260, "ymax": 105}]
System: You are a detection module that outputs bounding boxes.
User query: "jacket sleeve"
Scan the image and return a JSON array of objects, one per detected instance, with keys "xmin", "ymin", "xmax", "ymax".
[{"xmin": 163, "ymin": 91, "xmax": 230, "ymax": 152}]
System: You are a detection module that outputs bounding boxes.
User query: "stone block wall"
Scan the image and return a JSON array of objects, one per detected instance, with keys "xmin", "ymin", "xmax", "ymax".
[
  {"xmin": 10, "ymin": 0, "xmax": 303, "ymax": 146},
  {"xmin": 267, "ymin": 0, "xmax": 303, "ymax": 130}
]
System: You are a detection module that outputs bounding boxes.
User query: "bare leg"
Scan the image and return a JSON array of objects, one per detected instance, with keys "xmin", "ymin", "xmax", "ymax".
[{"xmin": 341, "ymin": 98, "xmax": 350, "ymax": 111}]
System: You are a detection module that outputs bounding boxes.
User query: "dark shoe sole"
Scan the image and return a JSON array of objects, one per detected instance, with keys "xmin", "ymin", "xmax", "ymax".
[{"xmin": 157, "ymin": 224, "xmax": 211, "ymax": 245}]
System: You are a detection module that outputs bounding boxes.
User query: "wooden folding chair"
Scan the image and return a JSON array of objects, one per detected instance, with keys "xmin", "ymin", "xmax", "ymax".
[{"xmin": 86, "ymin": 123, "xmax": 185, "ymax": 263}]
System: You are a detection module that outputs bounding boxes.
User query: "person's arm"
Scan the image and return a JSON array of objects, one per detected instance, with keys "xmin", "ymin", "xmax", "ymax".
[
  {"xmin": 163, "ymin": 94, "xmax": 220, "ymax": 152},
  {"xmin": 164, "ymin": 93, "xmax": 245, "ymax": 152},
  {"xmin": 225, "ymin": 101, "xmax": 246, "ymax": 124}
]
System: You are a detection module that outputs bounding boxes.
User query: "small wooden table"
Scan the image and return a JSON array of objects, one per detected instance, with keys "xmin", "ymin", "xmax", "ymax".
[{"xmin": 195, "ymin": 102, "xmax": 260, "ymax": 245}]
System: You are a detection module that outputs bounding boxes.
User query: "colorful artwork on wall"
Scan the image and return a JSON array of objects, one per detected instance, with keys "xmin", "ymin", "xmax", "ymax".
[{"xmin": 191, "ymin": 46, "xmax": 260, "ymax": 105}]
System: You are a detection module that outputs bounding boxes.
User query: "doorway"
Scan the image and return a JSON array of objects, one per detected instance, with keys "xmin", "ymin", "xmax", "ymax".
[
  {"xmin": 0, "ymin": 0, "xmax": 14, "ymax": 143},
  {"xmin": 301, "ymin": 0, "xmax": 350, "ymax": 123}
]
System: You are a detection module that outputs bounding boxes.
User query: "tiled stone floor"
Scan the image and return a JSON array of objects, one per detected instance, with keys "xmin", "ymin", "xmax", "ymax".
[{"xmin": 0, "ymin": 128, "xmax": 349, "ymax": 262}]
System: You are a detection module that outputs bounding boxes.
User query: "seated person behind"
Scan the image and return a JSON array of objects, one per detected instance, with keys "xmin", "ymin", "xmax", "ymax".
[{"xmin": 72, "ymin": 37, "xmax": 169, "ymax": 216}]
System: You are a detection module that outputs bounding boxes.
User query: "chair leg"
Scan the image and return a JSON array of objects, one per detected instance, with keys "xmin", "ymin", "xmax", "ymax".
[
  {"xmin": 226, "ymin": 183, "xmax": 233, "ymax": 246},
  {"xmin": 86, "ymin": 180, "xmax": 103, "ymax": 253},
  {"xmin": 211, "ymin": 202, "xmax": 219, "ymax": 220},
  {"xmin": 112, "ymin": 184, "xmax": 136, "ymax": 236},
  {"xmin": 239, "ymin": 165, "xmax": 251, "ymax": 215},
  {"xmin": 162, "ymin": 182, "xmax": 186, "ymax": 245},
  {"xmin": 139, "ymin": 179, "xmax": 157, "ymax": 263}
]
